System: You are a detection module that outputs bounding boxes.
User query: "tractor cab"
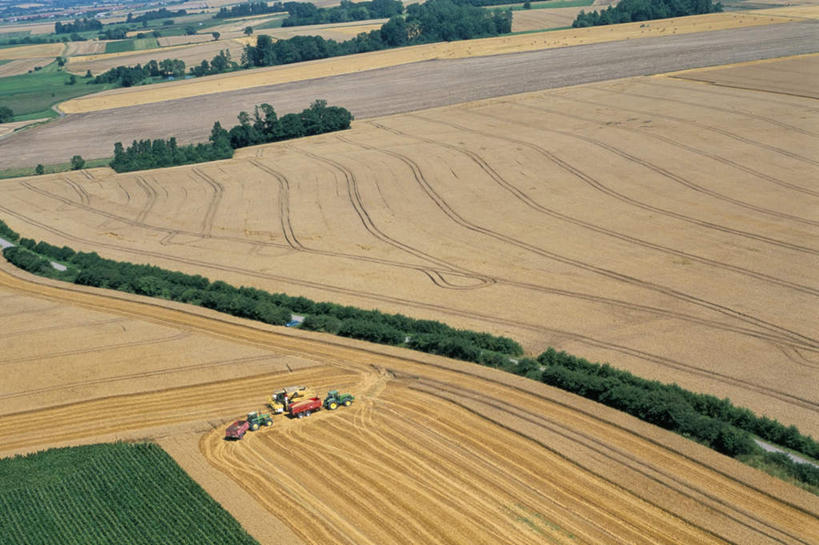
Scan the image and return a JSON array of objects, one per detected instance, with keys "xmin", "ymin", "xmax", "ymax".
[{"xmin": 323, "ymin": 390, "xmax": 355, "ymax": 410}]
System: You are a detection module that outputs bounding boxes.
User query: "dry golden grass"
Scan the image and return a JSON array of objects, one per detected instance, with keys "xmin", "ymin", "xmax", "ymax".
[
  {"xmin": 58, "ymin": 8, "xmax": 806, "ymax": 114},
  {"xmin": 0, "ymin": 259, "xmax": 815, "ymax": 545},
  {"xmin": 0, "ymin": 57, "xmax": 52, "ymax": 77},
  {"xmin": 0, "ymin": 42, "xmax": 64, "ymax": 60},
  {"xmin": 2, "ymin": 59, "xmax": 816, "ymax": 438}
]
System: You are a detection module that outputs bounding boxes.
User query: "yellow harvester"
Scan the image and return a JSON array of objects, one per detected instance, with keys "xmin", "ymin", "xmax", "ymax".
[{"xmin": 267, "ymin": 385, "xmax": 317, "ymax": 414}]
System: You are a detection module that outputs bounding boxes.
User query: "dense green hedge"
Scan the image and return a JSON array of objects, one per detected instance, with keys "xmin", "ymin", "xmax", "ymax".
[
  {"xmin": 534, "ymin": 347, "xmax": 819, "ymax": 460},
  {"xmin": 0, "ymin": 442, "xmax": 259, "ymax": 545},
  {"xmin": 573, "ymin": 0, "xmax": 721, "ymax": 27},
  {"xmin": 281, "ymin": 0, "xmax": 404, "ymax": 26},
  {"xmin": 1, "ymin": 237, "xmax": 523, "ymax": 359}
]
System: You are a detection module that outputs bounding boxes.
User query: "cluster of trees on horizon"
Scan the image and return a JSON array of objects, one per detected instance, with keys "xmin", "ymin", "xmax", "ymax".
[
  {"xmin": 215, "ymin": 1, "xmax": 286, "ymax": 18},
  {"xmin": 91, "ymin": 57, "xmax": 187, "ymax": 86},
  {"xmin": 573, "ymin": 0, "xmax": 722, "ymax": 26},
  {"xmin": 54, "ymin": 17, "xmax": 102, "ymax": 34},
  {"xmin": 108, "ymin": 100, "xmax": 353, "ymax": 172},
  {"xmin": 1, "ymin": 217, "xmax": 817, "ymax": 492},
  {"xmin": 126, "ymin": 7, "xmax": 188, "ymax": 24},
  {"xmin": 281, "ymin": 0, "xmax": 404, "ymax": 26},
  {"xmin": 244, "ymin": 0, "xmax": 511, "ymax": 68}
]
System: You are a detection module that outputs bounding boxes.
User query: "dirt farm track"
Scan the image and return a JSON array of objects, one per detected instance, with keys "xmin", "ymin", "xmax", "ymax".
[{"xmin": 1, "ymin": 20, "xmax": 817, "ymax": 167}]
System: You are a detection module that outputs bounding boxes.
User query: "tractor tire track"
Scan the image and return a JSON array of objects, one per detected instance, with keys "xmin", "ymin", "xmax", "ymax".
[
  {"xmin": 190, "ymin": 167, "xmax": 224, "ymax": 238},
  {"xmin": 365, "ymin": 122, "xmax": 819, "ymax": 351},
  {"xmin": 565, "ymin": 89, "xmax": 819, "ymax": 166},
  {"xmin": 633, "ymin": 79, "xmax": 819, "ymax": 139},
  {"xmin": 505, "ymin": 104, "xmax": 819, "ymax": 228},
  {"xmin": 2, "ymin": 204, "xmax": 816, "ymax": 411},
  {"xmin": 134, "ymin": 176, "xmax": 158, "ymax": 223},
  {"xmin": 381, "ymin": 117, "xmax": 819, "ymax": 296},
  {"xmin": 396, "ymin": 115, "xmax": 816, "ymax": 256},
  {"xmin": 286, "ymin": 149, "xmax": 495, "ymax": 290},
  {"xmin": 250, "ymin": 159, "xmax": 490, "ymax": 290},
  {"xmin": 504, "ymin": 100, "xmax": 819, "ymax": 199}
]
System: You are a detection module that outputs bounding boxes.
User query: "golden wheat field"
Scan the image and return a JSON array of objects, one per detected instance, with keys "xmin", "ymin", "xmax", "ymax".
[
  {"xmin": 0, "ymin": 259, "xmax": 815, "ymax": 545},
  {"xmin": 1, "ymin": 57, "xmax": 816, "ymax": 442}
]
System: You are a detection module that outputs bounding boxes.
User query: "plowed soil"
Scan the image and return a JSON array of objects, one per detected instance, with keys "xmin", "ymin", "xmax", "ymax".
[
  {"xmin": 0, "ymin": 260, "xmax": 815, "ymax": 545},
  {"xmin": 0, "ymin": 58, "xmax": 816, "ymax": 437}
]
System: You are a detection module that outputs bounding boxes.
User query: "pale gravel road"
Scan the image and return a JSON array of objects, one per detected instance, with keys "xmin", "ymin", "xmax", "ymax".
[{"xmin": 3, "ymin": 21, "xmax": 817, "ymax": 167}]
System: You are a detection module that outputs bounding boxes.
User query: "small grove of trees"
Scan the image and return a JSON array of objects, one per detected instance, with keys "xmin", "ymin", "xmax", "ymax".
[
  {"xmin": 0, "ymin": 106, "xmax": 13, "ymax": 123},
  {"xmin": 109, "ymin": 100, "xmax": 353, "ymax": 172},
  {"xmin": 109, "ymin": 126, "xmax": 233, "ymax": 172},
  {"xmin": 281, "ymin": 0, "xmax": 404, "ymax": 27},
  {"xmin": 215, "ymin": 1, "xmax": 285, "ymax": 18},
  {"xmin": 243, "ymin": 0, "xmax": 511, "ymax": 68},
  {"xmin": 573, "ymin": 0, "xmax": 722, "ymax": 27},
  {"xmin": 126, "ymin": 7, "xmax": 187, "ymax": 23},
  {"xmin": 188, "ymin": 50, "xmax": 236, "ymax": 77},
  {"xmin": 92, "ymin": 58, "xmax": 186, "ymax": 86},
  {"xmin": 70, "ymin": 155, "xmax": 85, "ymax": 170},
  {"xmin": 55, "ymin": 17, "xmax": 102, "ymax": 34}
]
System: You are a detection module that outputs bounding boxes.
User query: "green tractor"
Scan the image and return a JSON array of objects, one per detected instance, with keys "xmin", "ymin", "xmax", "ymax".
[
  {"xmin": 246, "ymin": 410, "xmax": 273, "ymax": 431},
  {"xmin": 323, "ymin": 390, "xmax": 355, "ymax": 410}
]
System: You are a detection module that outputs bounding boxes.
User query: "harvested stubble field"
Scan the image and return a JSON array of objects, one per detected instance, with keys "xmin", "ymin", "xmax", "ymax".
[
  {"xmin": 0, "ymin": 260, "xmax": 816, "ymax": 545},
  {"xmin": 0, "ymin": 57, "xmax": 816, "ymax": 439},
  {"xmin": 4, "ymin": 20, "xmax": 817, "ymax": 167},
  {"xmin": 0, "ymin": 42, "xmax": 64, "ymax": 60},
  {"xmin": 55, "ymin": 8, "xmax": 814, "ymax": 115}
]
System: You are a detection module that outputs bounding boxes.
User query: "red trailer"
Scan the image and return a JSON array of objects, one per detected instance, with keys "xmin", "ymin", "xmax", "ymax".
[
  {"xmin": 225, "ymin": 420, "xmax": 250, "ymax": 440},
  {"xmin": 289, "ymin": 397, "xmax": 321, "ymax": 418}
]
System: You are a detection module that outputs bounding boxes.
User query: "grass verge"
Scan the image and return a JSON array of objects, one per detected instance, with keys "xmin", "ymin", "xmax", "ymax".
[
  {"xmin": 0, "ymin": 61, "xmax": 115, "ymax": 120},
  {"xmin": 0, "ymin": 157, "xmax": 111, "ymax": 179}
]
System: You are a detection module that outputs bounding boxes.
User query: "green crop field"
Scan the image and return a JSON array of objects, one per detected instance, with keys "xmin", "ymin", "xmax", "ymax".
[
  {"xmin": 105, "ymin": 37, "xmax": 160, "ymax": 53},
  {"xmin": 0, "ymin": 442, "xmax": 259, "ymax": 545},
  {"xmin": 0, "ymin": 62, "xmax": 114, "ymax": 120}
]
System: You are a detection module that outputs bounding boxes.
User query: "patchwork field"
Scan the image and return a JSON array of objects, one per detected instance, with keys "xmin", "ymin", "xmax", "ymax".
[
  {"xmin": 56, "ymin": 8, "xmax": 812, "ymax": 114},
  {"xmin": 3, "ymin": 21, "xmax": 816, "ymax": 167},
  {"xmin": 1, "ymin": 58, "xmax": 816, "ymax": 439},
  {"xmin": 0, "ymin": 259, "xmax": 815, "ymax": 545}
]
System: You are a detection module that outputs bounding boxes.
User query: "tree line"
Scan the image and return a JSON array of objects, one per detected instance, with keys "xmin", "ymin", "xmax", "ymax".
[
  {"xmin": 108, "ymin": 100, "xmax": 353, "ymax": 172},
  {"xmin": 91, "ymin": 58, "xmax": 187, "ymax": 86},
  {"xmin": 215, "ymin": 1, "xmax": 286, "ymax": 18},
  {"xmin": 126, "ymin": 7, "xmax": 187, "ymax": 23},
  {"xmin": 244, "ymin": 0, "xmax": 511, "ymax": 67},
  {"xmin": 54, "ymin": 17, "xmax": 102, "ymax": 34},
  {"xmin": 1, "ymin": 217, "xmax": 816, "ymax": 491},
  {"xmin": 1, "ymin": 231, "xmax": 523, "ymax": 361},
  {"xmin": 573, "ymin": 0, "xmax": 722, "ymax": 27},
  {"xmin": 281, "ymin": 0, "xmax": 404, "ymax": 26}
]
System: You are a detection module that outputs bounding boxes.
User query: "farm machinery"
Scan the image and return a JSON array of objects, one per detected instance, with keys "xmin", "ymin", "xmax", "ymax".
[
  {"xmin": 323, "ymin": 390, "xmax": 355, "ymax": 410},
  {"xmin": 224, "ymin": 410, "xmax": 273, "ymax": 440},
  {"xmin": 227, "ymin": 387, "xmax": 354, "ymax": 438},
  {"xmin": 267, "ymin": 385, "xmax": 317, "ymax": 414}
]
